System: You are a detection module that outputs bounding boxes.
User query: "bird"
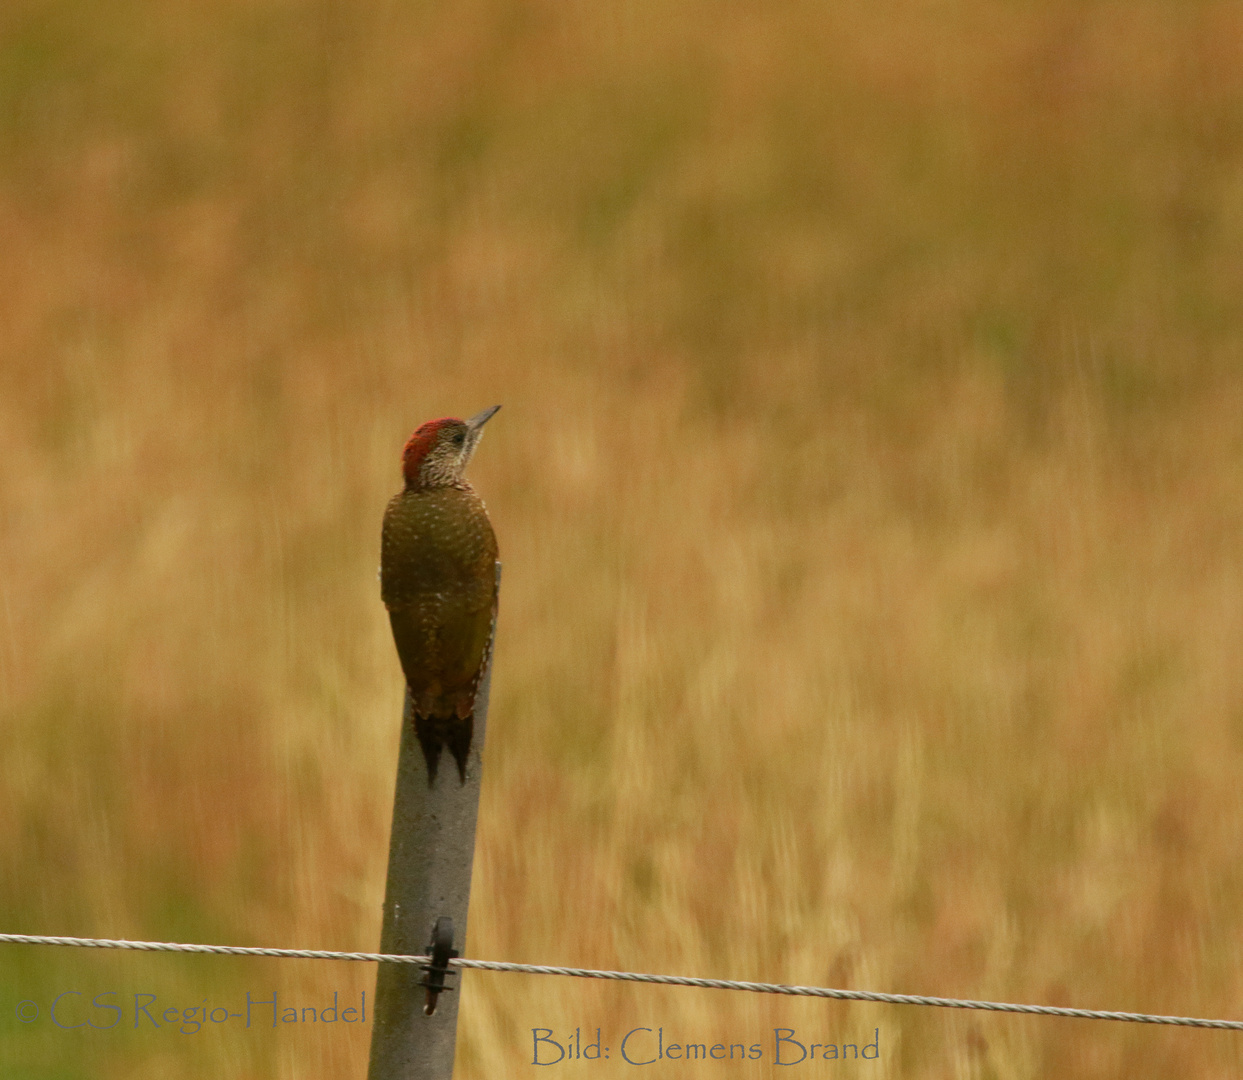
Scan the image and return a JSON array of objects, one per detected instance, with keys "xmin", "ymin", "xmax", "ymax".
[{"xmin": 380, "ymin": 405, "xmax": 500, "ymax": 785}]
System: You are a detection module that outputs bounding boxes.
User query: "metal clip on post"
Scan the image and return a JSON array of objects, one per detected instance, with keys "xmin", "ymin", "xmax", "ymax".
[{"xmin": 420, "ymin": 916, "xmax": 459, "ymax": 1016}]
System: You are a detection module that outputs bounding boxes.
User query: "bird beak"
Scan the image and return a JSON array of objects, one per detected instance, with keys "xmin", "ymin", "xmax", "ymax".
[{"xmin": 466, "ymin": 405, "xmax": 501, "ymax": 432}]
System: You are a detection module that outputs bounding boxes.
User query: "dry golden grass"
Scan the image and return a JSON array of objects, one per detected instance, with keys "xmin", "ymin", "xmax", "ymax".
[{"xmin": 4, "ymin": 0, "xmax": 1243, "ymax": 1076}]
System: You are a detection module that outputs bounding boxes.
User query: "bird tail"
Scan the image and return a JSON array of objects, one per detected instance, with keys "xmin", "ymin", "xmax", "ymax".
[{"xmin": 414, "ymin": 712, "xmax": 473, "ymax": 786}]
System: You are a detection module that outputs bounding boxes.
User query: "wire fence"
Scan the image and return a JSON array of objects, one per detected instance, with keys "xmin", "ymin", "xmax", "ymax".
[{"xmin": 2, "ymin": 932, "xmax": 1241, "ymax": 1031}]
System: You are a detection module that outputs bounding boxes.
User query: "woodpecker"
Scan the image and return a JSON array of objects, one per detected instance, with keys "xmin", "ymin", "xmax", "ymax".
[{"xmin": 381, "ymin": 406, "xmax": 500, "ymax": 784}]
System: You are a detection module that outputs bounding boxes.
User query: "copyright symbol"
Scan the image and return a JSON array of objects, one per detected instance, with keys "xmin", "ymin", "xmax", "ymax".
[{"xmin": 16, "ymin": 1000, "xmax": 38, "ymax": 1023}]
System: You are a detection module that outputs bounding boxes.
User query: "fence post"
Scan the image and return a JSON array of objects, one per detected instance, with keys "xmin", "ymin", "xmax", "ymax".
[{"xmin": 366, "ymin": 564, "xmax": 500, "ymax": 1080}]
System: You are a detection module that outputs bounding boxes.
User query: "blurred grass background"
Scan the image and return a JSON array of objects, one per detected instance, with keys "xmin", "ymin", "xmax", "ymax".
[{"xmin": 3, "ymin": 0, "xmax": 1243, "ymax": 1076}]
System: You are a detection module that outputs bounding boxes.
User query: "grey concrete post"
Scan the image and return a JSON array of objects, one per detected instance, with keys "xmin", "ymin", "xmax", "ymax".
[{"xmin": 366, "ymin": 564, "xmax": 499, "ymax": 1080}]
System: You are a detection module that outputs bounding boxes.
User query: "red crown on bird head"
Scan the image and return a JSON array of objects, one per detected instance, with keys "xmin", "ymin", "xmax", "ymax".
[{"xmin": 402, "ymin": 418, "xmax": 459, "ymax": 485}]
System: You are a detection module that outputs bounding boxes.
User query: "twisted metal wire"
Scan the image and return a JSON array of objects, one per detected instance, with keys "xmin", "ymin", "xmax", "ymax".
[{"xmin": 2, "ymin": 933, "xmax": 1240, "ymax": 1030}]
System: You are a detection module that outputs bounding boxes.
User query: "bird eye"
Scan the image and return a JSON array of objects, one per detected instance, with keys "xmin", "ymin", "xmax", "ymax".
[{"xmin": 452, "ymin": 432, "xmax": 466, "ymax": 446}]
